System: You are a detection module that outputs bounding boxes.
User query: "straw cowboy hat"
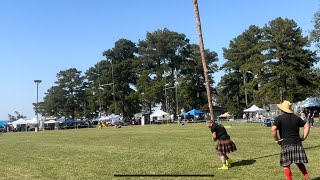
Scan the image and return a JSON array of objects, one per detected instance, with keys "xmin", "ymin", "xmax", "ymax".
[{"xmin": 277, "ymin": 100, "xmax": 293, "ymax": 113}]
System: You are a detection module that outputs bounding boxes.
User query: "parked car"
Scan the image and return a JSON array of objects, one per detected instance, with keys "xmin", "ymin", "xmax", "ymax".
[
  {"xmin": 59, "ymin": 118, "xmax": 76, "ymax": 129},
  {"xmin": 0, "ymin": 126, "xmax": 6, "ymax": 132},
  {"xmin": 76, "ymin": 119, "xmax": 91, "ymax": 128}
]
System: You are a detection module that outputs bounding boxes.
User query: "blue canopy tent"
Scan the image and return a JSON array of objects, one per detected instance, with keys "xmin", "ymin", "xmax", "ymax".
[
  {"xmin": 0, "ymin": 121, "xmax": 8, "ymax": 127},
  {"xmin": 184, "ymin": 109, "xmax": 204, "ymax": 116}
]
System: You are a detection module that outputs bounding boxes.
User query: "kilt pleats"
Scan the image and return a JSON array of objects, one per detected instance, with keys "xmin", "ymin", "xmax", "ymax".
[
  {"xmin": 216, "ymin": 139, "xmax": 237, "ymax": 154},
  {"xmin": 280, "ymin": 144, "xmax": 308, "ymax": 167}
]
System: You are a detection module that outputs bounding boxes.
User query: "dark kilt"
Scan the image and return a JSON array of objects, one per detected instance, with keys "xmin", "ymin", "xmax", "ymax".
[
  {"xmin": 280, "ymin": 144, "xmax": 308, "ymax": 167},
  {"xmin": 216, "ymin": 139, "xmax": 237, "ymax": 154}
]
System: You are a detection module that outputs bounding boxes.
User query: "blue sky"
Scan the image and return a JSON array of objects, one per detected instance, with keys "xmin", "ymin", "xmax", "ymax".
[{"xmin": 0, "ymin": 0, "xmax": 318, "ymax": 120}]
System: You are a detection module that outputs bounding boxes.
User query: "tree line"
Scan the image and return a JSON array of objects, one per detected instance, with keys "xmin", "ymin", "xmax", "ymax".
[{"xmin": 29, "ymin": 15, "xmax": 320, "ymax": 120}]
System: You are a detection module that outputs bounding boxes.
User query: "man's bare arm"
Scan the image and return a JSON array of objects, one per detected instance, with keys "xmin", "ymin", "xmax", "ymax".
[
  {"xmin": 271, "ymin": 125, "xmax": 279, "ymax": 140},
  {"xmin": 301, "ymin": 123, "xmax": 310, "ymax": 141},
  {"xmin": 212, "ymin": 132, "xmax": 217, "ymax": 141}
]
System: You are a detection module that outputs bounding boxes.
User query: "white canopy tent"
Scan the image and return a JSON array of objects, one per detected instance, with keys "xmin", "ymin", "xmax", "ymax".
[
  {"xmin": 243, "ymin": 105, "xmax": 265, "ymax": 112},
  {"xmin": 109, "ymin": 114, "xmax": 121, "ymax": 125},
  {"xmin": 98, "ymin": 114, "xmax": 122, "ymax": 126},
  {"xmin": 26, "ymin": 117, "xmax": 38, "ymax": 124},
  {"xmin": 44, "ymin": 120, "xmax": 59, "ymax": 130},
  {"xmin": 293, "ymin": 97, "xmax": 320, "ymax": 113},
  {"xmin": 108, "ymin": 114, "xmax": 121, "ymax": 121},
  {"xmin": 99, "ymin": 114, "xmax": 121, "ymax": 121},
  {"xmin": 12, "ymin": 118, "xmax": 27, "ymax": 128},
  {"xmin": 98, "ymin": 116, "xmax": 109, "ymax": 121},
  {"xmin": 296, "ymin": 97, "xmax": 320, "ymax": 108},
  {"xmin": 44, "ymin": 120, "xmax": 58, "ymax": 124},
  {"xmin": 150, "ymin": 110, "xmax": 170, "ymax": 121}
]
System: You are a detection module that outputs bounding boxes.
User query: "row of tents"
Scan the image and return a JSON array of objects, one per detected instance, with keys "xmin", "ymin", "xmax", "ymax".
[
  {"xmin": 181, "ymin": 97, "xmax": 320, "ymax": 121},
  {"xmin": 218, "ymin": 97, "xmax": 320, "ymax": 120},
  {"xmin": 149, "ymin": 109, "xmax": 205, "ymax": 121},
  {"xmin": 98, "ymin": 114, "xmax": 121, "ymax": 121},
  {"xmin": 0, "ymin": 117, "xmax": 89, "ymax": 131},
  {"xmin": 133, "ymin": 109, "xmax": 206, "ymax": 125},
  {"xmin": 7, "ymin": 118, "xmax": 41, "ymax": 128},
  {"xmin": 241, "ymin": 97, "xmax": 320, "ymax": 114},
  {"xmin": 97, "ymin": 114, "xmax": 122, "ymax": 126},
  {"xmin": 3, "ymin": 98, "xmax": 317, "ymax": 129}
]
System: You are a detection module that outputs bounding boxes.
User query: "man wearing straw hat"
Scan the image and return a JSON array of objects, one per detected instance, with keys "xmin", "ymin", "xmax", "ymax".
[{"xmin": 272, "ymin": 100, "xmax": 311, "ymax": 180}]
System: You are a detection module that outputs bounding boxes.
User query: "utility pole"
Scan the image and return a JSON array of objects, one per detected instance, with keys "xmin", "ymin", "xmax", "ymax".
[
  {"xmin": 111, "ymin": 59, "xmax": 116, "ymax": 113},
  {"xmin": 98, "ymin": 61, "xmax": 101, "ymax": 117},
  {"xmin": 192, "ymin": 0, "xmax": 215, "ymax": 121},
  {"xmin": 175, "ymin": 85, "xmax": 178, "ymax": 117},
  {"xmin": 34, "ymin": 80, "xmax": 42, "ymax": 132}
]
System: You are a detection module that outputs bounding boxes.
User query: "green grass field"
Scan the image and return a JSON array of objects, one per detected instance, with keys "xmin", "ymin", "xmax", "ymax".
[{"xmin": 0, "ymin": 122, "xmax": 319, "ymax": 180}]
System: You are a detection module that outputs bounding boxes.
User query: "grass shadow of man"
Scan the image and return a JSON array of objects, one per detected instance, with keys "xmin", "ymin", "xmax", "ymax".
[{"xmin": 231, "ymin": 159, "xmax": 256, "ymax": 167}]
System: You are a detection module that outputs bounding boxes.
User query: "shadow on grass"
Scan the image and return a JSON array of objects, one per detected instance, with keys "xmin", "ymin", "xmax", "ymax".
[
  {"xmin": 231, "ymin": 159, "xmax": 256, "ymax": 167},
  {"xmin": 253, "ymin": 153, "xmax": 279, "ymax": 160},
  {"xmin": 312, "ymin": 177, "xmax": 320, "ymax": 180},
  {"xmin": 305, "ymin": 145, "xmax": 320, "ymax": 150}
]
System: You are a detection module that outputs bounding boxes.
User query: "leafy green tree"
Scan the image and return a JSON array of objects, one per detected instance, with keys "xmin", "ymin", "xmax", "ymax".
[
  {"xmin": 42, "ymin": 86, "xmax": 67, "ymax": 117},
  {"xmin": 311, "ymin": 9, "xmax": 320, "ymax": 51},
  {"xmin": 135, "ymin": 70, "xmax": 159, "ymax": 113},
  {"xmin": 41, "ymin": 68, "xmax": 84, "ymax": 119},
  {"xmin": 218, "ymin": 18, "xmax": 318, "ymax": 116},
  {"xmin": 100, "ymin": 39, "xmax": 139, "ymax": 118},
  {"xmin": 7, "ymin": 111, "xmax": 26, "ymax": 122},
  {"xmin": 219, "ymin": 25, "xmax": 262, "ymax": 115},
  {"xmin": 8, "ymin": 114, "xmax": 16, "ymax": 122},
  {"xmin": 179, "ymin": 44, "xmax": 218, "ymax": 111},
  {"xmin": 32, "ymin": 102, "xmax": 45, "ymax": 116},
  {"xmin": 259, "ymin": 17, "xmax": 318, "ymax": 103},
  {"xmin": 312, "ymin": 68, "xmax": 320, "ymax": 97},
  {"xmin": 137, "ymin": 28, "xmax": 191, "ymax": 115},
  {"xmin": 216, "ymin": 73, "xmax": 243, "ymax": 115},
  {"xmin": 74, "ymin": 81, "xmax": 90, "ymax": 118},
  {"xmin": 85, "ymin": 60, "xmax": 109, "ymax": 117},
  {"xmin": 56, "ymin": 68, "xmax": 83, "ymax": 118}
]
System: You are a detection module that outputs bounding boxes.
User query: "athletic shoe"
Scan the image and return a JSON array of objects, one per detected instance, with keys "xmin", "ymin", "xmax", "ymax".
[
  {"xmin": 226, "ymin": 159, "xmax": 232, "ymax": 167},
  {"xmin": 218, "ymin": 165, "xmax": 228, "ymax": 170}
]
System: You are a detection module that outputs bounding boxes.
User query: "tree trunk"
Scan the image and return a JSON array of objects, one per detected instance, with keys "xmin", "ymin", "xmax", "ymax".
[
  {"xmin": 243, "ymin": 71, "xmax": 248, "ymax": 107},
  {"xmin": 192, "ymin": 0, "xmax": 215, "ymax": 121}
]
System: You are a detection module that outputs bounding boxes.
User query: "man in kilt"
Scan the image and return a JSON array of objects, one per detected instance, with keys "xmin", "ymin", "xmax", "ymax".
[
  {"xmin": 206, "ymin": 120, "xmax": 237, "ymax": 170},
  {"xmin": 272, "ymin": 100, "xmax": 311, "ymax": 180}
]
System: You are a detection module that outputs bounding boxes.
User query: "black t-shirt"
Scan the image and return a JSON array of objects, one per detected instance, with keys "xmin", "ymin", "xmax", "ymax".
[
  {"xmin": 273, "ymin": 113, "xmax": 306, "ymax": 145},
  {"xmin": 210, "ymin": 123, "xmax": 230, "ymax": 140}
]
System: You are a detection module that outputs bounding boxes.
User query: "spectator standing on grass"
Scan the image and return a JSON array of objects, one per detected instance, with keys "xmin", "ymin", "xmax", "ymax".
[
  {"xmin": 99, "ymin": 121, "xmax": 103, "ymax": 129},
  {"xmin": 307, "ymin": 110, "xmax": 314, "ymax": 127},
  {"xmin": 300, "ymin": 111, "xmax": 306, "ymax": 121},
  {"xmin": 272, "ymin": 100, "xmax": 310, "ymax": 180},
  {"xmin": 206, "ymin": 120, "xmax": 237, "ymax": 170}
]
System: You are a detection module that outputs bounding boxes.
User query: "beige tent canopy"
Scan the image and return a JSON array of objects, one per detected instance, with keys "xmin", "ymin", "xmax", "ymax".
[{"xmin": 218, "ymin": 112, "xmax": 231, "ymax": 118}]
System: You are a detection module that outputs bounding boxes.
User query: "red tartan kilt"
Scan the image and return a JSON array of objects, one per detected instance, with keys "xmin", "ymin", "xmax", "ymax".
[{"xmin": 216, "ymin": 139, "xmax": 237, "ymax": 154}]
